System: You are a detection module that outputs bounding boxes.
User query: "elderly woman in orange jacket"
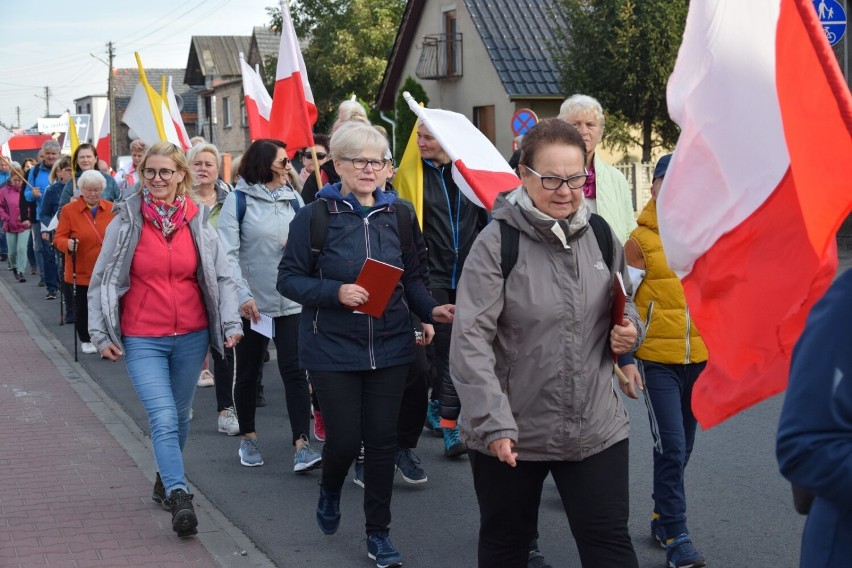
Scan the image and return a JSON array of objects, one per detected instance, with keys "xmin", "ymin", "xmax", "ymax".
[{"xmin": 54, "ymin": 170, "xmax": 116, "ymax": 354}]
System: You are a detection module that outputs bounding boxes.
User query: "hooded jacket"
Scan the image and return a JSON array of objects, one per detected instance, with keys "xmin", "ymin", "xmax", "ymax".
[
  {"xmin": 277, "ymin": 182, "xmax": 437, "ymax": 372},
  {"xmin": 87, "ymin": 194, "xmax": 241, "ymax": 356},
  {"xmin": 450, "ymin": 190, "xmax": 643, "ymax": 461},
  {"xmin": 216, "ymin": 179, "xmax": 303, "ymax": 317}
]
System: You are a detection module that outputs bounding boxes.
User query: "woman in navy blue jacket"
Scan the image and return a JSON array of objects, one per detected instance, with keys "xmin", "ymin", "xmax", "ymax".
[{"xmin": 278, "ymin": 121, "xmax": 453, "ymax": 568}]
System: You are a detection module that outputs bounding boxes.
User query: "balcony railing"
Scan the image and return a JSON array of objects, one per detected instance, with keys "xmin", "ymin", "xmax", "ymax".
[{"xmin": 416, "ymin": 34, "xmax": 463, "ymax": 80}]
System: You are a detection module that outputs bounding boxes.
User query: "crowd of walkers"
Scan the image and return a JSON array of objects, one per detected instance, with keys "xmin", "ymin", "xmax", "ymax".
[{"xmin": 0, "ymin": 93, "xmax": 713, "ymax": 568}]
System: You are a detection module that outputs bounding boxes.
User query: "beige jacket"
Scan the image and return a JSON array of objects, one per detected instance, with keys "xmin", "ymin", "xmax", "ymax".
[{"xmin": 449, "ymin": 191, "xmax": 643, "ymax": 461}]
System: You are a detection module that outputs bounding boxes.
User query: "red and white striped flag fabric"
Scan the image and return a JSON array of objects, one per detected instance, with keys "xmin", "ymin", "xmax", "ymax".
[
  {"xmin": 95, "ymin": 101, "xmax": 111, "ymax": 165},
  {"xmin": 166, "ymin": 77, "xmax": 191, "ymax": 150},
  {"xmin": 268, "ymin": 0, "xmax": 316, "ymax": 156},
  {"xmin": 239, "ymin": 52, "xmax": 272, "ymax": 140},
  {"xmin": 657, "ymin": 0, "xmax": 852, "ymax": 428},
  {"xmin": 404, "ymin": 92, "xmax": 519, "ymax": 211}
]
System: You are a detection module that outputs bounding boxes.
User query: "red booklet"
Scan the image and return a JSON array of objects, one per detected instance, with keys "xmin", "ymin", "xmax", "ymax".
[
  {"xmin": 610, "ymin": 272, "xmax": 628, "ymax": 331},
  {"xmin": 352, "ymin": 258, "xmax": 404, "ymax": 318}
]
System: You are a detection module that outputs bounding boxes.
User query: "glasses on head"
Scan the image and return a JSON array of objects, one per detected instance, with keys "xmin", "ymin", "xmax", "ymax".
[
  {"xmin": 344, "ymin": 157, "xmax": 387, "ymax": 171},
  {"xmin": 524, "ymin": 166, "xmax": 589, "ymax": 191},
  {"xmin": 141, "ymin": 168, "xmax": 177, "ymax": 181},
  {"xmin": 273, "ymin": 157, "xmax": 290, "ymax": 167}
]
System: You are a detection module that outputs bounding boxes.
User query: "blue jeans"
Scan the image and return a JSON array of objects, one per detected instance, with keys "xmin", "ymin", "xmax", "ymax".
[
  {"xmin": 0, "ymin": 230, "xmax": 7, "ymax": 254},
  {"xmin": 124, "ymin": 330, "xmax": 209, "ymax": 496},
  {"xmin": 31, "ymin": 227, "xmax": 44, "ymax": 279},
  {"xmin": 640, "ymin": 360, "xmax": 706, "ymax": 539},
  {"xmin": 41, "ymin": 234, "xmax": 58, "ymax": 292}
]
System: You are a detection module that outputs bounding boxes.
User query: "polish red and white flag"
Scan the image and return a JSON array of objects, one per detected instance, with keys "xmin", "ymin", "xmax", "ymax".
[
  {"xmin": 657, "ymin": 0, "xmax": 852, "ymax": 428},
  {"xmin": 95, "ymin": 101, "xmax": 111, "ymax": 165},
  {"xmin": 166, "ymin": 77, "xmax": 191, "ymax": 150},
  {"xmin": 404, "ymin": 93, "xmax": 519, "ymax": 211},
  {"xmin": 239, "ymin": 53, "xmax": 272, "ymax": 140},
  {"xmin": 268, "ymin": 0, "xmax": 316, "ymax": 156}
]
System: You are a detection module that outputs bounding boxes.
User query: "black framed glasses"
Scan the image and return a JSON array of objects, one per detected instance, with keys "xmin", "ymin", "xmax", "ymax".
[
  {"xmin": 524, "ymin": 166, "xmax": 589, "ymax": 190},
  {"xmin": 141, "ymin": 168, "xmax": 177, "ymax": 181},
  {"xmin": 273, "ymin": 157, "xmax": 290, "ymax": 167},
  {"xmin": 344, "ymin": 157, "xmax": 387, "ymax": 171},
  {"xmin": 314, "ymin": 152, "xmax": 328, "ymax": 160}
]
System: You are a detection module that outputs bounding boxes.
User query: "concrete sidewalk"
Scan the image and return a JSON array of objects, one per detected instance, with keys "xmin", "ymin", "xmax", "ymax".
[{"xmin": 0, "ymin": 273, "xmax": 270, "ymax": 567}]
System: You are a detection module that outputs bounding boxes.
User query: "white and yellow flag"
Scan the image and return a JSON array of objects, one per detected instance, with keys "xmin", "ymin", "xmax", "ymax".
[{"xmin": 121, "ymin": 52, "xmax": 182, "ymax": 147}]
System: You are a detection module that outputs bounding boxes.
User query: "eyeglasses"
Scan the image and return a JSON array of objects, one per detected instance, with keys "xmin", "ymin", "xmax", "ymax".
[
  {"xmin": 314, "ymin": 152, "xmax": 328, "ymax": 160},
  {"xmin": 344, "ymin": 157, "xmax": 387, "ymax": 171},
  {"xmin": 273, "ymin": 157, "xmax": 290, "ymax": 167},
  {"xmin": 141, "ymin": 168, "xmax": 177, "ymax": 181},
  {"xmin": 524, "ymin": 166, "xmax": 589, "ymax": 191}
]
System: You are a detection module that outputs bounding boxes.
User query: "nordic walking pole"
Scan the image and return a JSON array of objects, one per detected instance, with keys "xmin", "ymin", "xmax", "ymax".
[
  {"xmin": 71, "ymin": 240, "xmax": 78, "ymax": 362},
  {"xmin": 57, "ymin": 244, "xmax": 64, "ymax": 326}
]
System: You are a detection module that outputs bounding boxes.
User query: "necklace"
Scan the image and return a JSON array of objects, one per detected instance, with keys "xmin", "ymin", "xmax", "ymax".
[{"xmin": 197, "ymin": 191, "xmax": 216, "ymax": 204}]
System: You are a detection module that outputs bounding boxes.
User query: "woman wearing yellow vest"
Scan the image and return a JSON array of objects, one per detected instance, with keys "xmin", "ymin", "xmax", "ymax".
[{"xmin": 622, "ymin": 154, "xmax": 708, "ymax": 568}]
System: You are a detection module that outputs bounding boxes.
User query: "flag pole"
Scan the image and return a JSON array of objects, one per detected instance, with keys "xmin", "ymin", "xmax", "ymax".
[{"xmin": 309, "ymin": 146, "xmax": 322, "ymax": 189}]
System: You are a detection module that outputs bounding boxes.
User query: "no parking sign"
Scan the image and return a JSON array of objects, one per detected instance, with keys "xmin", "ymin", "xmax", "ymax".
[{"xmin": 511, "ymin": 108, "xmax": 538, "ymax": 137}]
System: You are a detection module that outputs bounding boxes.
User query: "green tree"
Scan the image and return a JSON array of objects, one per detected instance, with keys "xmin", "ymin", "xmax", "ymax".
[
  {"xmin": 550, "ymin": 0, "xmax": 688, "ymax": 161},
  {"xmin": 393, "ymin": 76, "xmax": 429, "ymax": 163},
  {"xmin": 267, "ymin": 0, "xmax": 406, "ymax": 133}
]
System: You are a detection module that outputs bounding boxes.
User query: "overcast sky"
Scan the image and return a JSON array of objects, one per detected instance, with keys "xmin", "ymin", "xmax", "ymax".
[{"xmin": 1, "ymin": 0, "xmax": 273, "ymax": 129}]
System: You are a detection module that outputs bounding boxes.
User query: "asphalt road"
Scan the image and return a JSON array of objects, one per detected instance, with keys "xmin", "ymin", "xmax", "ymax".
[{"xmin": 8, "ymin": 254, "xmax": 826, "ymax": 567}]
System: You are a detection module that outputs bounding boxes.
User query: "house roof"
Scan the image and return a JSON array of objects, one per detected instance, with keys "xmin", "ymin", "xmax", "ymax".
[
  {"xmin": 184, "ymin": 36, "xmax": 252, "ymax": 85},
  {"xmin": 464, "ymin": 0, "xmax": 562, "ymax": 99},
  {"xmin": 248, "ymin": 26, "xmax": 280, "ymax": 68},
  {"xmin": 112, "ymin": 68, "xmax": 198, "ymax": 115},
  {"xmin": 376, "ymin": 0, "xmax": 563, "ymax": 109}
]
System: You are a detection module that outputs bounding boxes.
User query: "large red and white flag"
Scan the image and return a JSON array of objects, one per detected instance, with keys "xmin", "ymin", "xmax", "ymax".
[
  {"xmin": 404, "ymin": 92, "xmax": 519, "ymax": 211},
  {"xmin": 658, "ymin": 0, "xmax": 852, "ymax": 428},
  {"xmin": 95, "ymin": 101, "xmax": 111, "ymax": 165},
  {"xmin": 239, "ymin": 52, "xmax": 272, "ymax": 140},
  {"xmin": 268, "ymin": 0, "xmax": 316, "ymax": 155},
  {"xmin": 165, "ymin": 76, "xmax": 191, "ymax": 150}
]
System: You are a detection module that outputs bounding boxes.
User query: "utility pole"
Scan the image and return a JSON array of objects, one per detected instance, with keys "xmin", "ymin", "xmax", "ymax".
[
  {"xmin": 44, "ymin": 86, "xmax": 50, "ymax": 116},
  {"xmin": 107, "ymin": 41, "xmax": 116, "ymax": 164},
  {"xmin": 15, "ymin": 107, "xmax": 20, "ymax": 129}
]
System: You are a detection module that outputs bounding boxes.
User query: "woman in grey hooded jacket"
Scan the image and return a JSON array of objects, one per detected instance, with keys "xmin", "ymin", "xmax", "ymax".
[{"xmin": 450, "ymin": 119, "xmax": 644, "ymax": 568}]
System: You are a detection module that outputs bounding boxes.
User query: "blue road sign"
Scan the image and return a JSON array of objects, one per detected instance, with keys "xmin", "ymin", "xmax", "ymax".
[
  {"xmin": 511, "ymin": 109, "xmax": 538, "ymax": 137},
  {"xmin": 814, "ymin": 0, "xmax": 846, "ymax": 46}
]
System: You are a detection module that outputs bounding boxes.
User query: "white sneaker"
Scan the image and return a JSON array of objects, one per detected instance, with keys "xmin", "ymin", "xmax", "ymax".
[
  {"xmin": 197, "ymin": 369, "xmax": 214, "ymax": 387},
  {"xmin": 217, "ymin": 407, "xmax": 240, "ymax": 436},
  {"xmin": 81, "ymin": 342, "xmax": 97, "ymax": 354}
]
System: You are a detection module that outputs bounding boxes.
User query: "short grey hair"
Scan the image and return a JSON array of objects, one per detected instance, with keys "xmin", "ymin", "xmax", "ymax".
[
  {"xmin": 331, "ymin": 121, "xmax": 388, "ymax": 163},
  {"xmin": 42, "ymin": 140, "xmax": 61, "ymax": 153},
  {"xmin": 558, "ymin": 94, "xmax": 606, "ymax": 132},
  {"xmin": 186, "ymin": 143, "xmax": 221, "ymax": 166},
  {"xmin": 129, "ymin": 139, "xmax": 147, "ymax": 153},
  {"xmin": 78, "ymin": 170, "xmax": 106, "ymax": 191}
]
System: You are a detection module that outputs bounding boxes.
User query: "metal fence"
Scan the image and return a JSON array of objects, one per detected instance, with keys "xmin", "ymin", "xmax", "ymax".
[{"xmin": 614, "ymin": 162, "xmax": 655, "ymax": 212}]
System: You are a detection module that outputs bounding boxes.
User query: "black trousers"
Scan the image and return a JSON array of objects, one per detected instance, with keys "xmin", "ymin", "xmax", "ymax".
[
  {"xmin": 72, "ymin": 283, "xmax": 90, "ymax": 342},
  {"xmin": 311, "ymin": 364, "xmax": 408, "ymax": 536},
  {"xmin": 470, "ymin": 440, "xmax": 637, "ymax": 568},
  {"xmin": 396, "ymin": 341, "xmax": 429, "ymax": 449},
  {"xmin": 211, "ymin": 347, "xmax": 235, "ymax": 413},
  {"xmin": 233, "ymin": 314, "xmax": 309, "ymax": 442},
  {"xmin": 429, "ymin": 288, "xmax": 455, "ymax": 400}
]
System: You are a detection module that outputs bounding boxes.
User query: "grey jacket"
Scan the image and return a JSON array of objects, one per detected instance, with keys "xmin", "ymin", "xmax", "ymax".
[
  {"xmin": 216, "ymin": 179, "xmax": 303, "ymax": 317},
  {"xmin": 449, "ymin": 191, "xmax": 644, "ymax": 461},
  {"xmin": 87, "ymin": 194, "xmax": 242, "ymax": 356}
]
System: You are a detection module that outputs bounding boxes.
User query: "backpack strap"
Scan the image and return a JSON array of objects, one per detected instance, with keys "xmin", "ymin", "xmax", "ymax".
[
  {"xmin": 235, "ymin": 189, "xmax": 246, "ymax": 233},
  {"xmin": 588, "ymin": 213, "xmax": 614, "ymax": 273},
  {"xmin": 499, "ymin": 220, "xmax": 520, "ymax": 280}
]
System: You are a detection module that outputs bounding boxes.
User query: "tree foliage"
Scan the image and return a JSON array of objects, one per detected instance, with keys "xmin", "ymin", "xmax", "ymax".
[
  {"xmin": 393, "ymin": 76, "xmax": 429, "ymax": 163},
  {"xmin": 266, "ymin": 0, "xmax": 406, "ymax": 133},
  {"xmin": 550, "ymin": 0, "xmax": 688, "ymax": 161}
]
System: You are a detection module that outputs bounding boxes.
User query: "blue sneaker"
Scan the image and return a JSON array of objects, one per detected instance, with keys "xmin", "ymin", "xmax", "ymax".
[
  {"xmin": 239, "ymin": 437, "xmax": 264, "ymax": 467},
  {"xmin": 367, "ymin": 532, "xmax": 403, "ymax": 568},
  {"xmin": 394, "ymin": 448, "xmax": 427, "ymax": 484},
  {"xmin": 651, "ymin": 515, "xmax": 666, "ymax": 548},
  {"xmin": 294, "ymin": 435, "xmax": 322, "ymax": 473},
  {"xmin": 425, "ymin": 400, "xmax": 442, "ymax": 436},
  {"xmin": 442, "ymin": 426, "xmax": 466, "ymax": 458},
  {"xmin": 316, "ymin": 485, "xmax": 341, "ymax": 535},
  {"xmin": 666, "ymin": 533, "xmax": 706, "ymax": 568}
]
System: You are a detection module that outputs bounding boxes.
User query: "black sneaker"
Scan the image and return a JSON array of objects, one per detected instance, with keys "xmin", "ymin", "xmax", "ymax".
[
  {"xmin": 316, "ymin": 485, "xmax": 341, "ymax": 535},
  {"xmin": 255, "ymin": 385, "xmax": 266, "ymax": 407},
  {"xmin": 45, "ymin": 290, "xmax": 57, "ymax": 300},
  {"xmin": 528, "ymin": 539, "xmax": 553, "ymax": 568},
  {"xmin": 37, "ymin": 279, "xmax": 45, "ymax": 287},
  {"xmin": 169, "ymin": 489, "xmax": 198, "ymax": 537},
  {"xmin": 0, "ymin": 254, "xmax": 6, "ymax": 261},
  {"xmin": 152, "ymin": 473, "xmax": 170, "ymax": 511}
]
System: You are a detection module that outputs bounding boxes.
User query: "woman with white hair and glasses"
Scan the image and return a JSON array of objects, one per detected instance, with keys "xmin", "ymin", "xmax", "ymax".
[
  {"xmin": 278, "ymin": 120, "xmax": 454, "ymax": 568},
  {"xmin": 558, "ymin": 94, "xmax": 636, "ymax": 244}
]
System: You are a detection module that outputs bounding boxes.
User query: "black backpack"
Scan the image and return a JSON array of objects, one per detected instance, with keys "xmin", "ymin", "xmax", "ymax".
[
  {"xmin": 498, "ymin": 213, "xmax": 613, "ymax": 279},
  {"xmin": 307, "ymin": 199, "xmax": 412, "ymax": 270}
]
